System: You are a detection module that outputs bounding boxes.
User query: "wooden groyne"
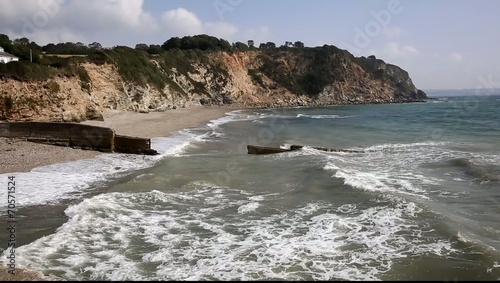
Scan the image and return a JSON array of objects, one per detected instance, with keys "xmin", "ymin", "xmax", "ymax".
[
  {"xmin": 0, "ymin": 122, "xmax": 158, "ymax": 155},
  {"xmin": 247, "ymin": 145, "xmax": 364, "ymax": 155}
]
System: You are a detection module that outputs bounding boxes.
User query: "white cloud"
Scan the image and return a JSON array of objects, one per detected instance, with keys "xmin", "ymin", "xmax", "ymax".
[
  {"xmin": 0, "ymin": 2, "xmax": 265, "ymax": 47},
  {"xmin": 162, "ymin": 8, "xmax": 204, "ymax": 37},
  {"xmin": 383, "ymin": 27, "xmax": 403, "ymax": 38},
  {"xmin": 383, "ymin": 42, "xmax": 420, "ymax": 58},
  {"xmin": 0, "ymin": 0, "xmax": 157, "ymax": 45},
  {"xmin": 161, "ymin": 8, "xmax": 238, "ymax": 40},
  {"xmin": 450, "ymin": 52, "xmax": 464, "ymax": 62},
  {"xmin": 64, "ymin": 0, "xmax": 157, "ymax": 30},
  {"xmin": 367, "ymin": 42, "xmax": 420, "ymax": 65},
  {"xmin": 205, "ymin": 22, "xmax": 238, "ymax": 39}
]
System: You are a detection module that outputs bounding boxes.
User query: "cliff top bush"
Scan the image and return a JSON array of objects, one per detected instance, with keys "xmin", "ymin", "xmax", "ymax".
[{"xmin": 103, "ymin": 46, "xmax": 167, "ymax": 90}]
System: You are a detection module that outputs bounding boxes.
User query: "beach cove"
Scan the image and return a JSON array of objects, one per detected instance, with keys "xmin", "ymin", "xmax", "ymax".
[{"xmin": 0, "ymin": 106, "xmax": 234, "ymax": 280}]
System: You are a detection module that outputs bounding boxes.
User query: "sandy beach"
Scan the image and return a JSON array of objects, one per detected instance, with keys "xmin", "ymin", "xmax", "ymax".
[
  {"xmin": 81, "ymin": 106, "xmax": 233, "ymax": 139},
  {"xmin": 0, "ymin": 106, "xmax": 235, "ymax": 175},
  {"xmin": 0, "ymin": 106, "xmax": 236, "ymax": 280}
]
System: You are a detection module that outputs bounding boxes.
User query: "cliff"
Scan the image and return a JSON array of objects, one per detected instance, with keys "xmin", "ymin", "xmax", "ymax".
[{"xmin": 0, "ymin": 45, "xmax": 427, "ymax": 122}]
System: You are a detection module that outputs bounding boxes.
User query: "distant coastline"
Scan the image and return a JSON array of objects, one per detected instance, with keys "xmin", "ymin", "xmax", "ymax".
[{"xmin": 424, "ymin": 88, "xmax": 500, "ymax": 97}]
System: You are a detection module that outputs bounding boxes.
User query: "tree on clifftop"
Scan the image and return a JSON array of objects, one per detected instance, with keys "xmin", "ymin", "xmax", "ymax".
[
  {"xmin": 294, "ymin": 41, "xmax": 305, "ymax": 48},
  {"xmin": 89, "ymin": 42, "xmax": 103, "ymax": 50},
  {"xmin": 13, "ymin": 37, "xmax": 30, "ymax": 46},
  {"xmin": 0, "ymin": 34, "xmax": 11, "ymax": 47},
  {"xmin": 161, "ymin": 35, "xmax": 232, "ymax": 52},
  {"xmin": 135, "ymin": 43, "xmax": 149, "ymax": 51},
  {"xmin": 162, "ymin": 37, "xmax": 182, "ymax": 50},
  {"xmin": 233, "ymin": 42, "xmax": 250, "ymax": 51},
  {"xmin": 259, "ymin": 42, "xmax": 276, "ymax": 50},
  {"xmin": 42, "ymin": 42, "xmax": 89, "ymax": 55},
  {"xmin": 147, "ymin": 45, "xmax": 162, "ymax": 55}
]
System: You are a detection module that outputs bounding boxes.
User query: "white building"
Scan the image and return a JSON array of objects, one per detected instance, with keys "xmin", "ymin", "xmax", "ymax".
[{"xmin": 0, "ymin": 47, "xmax": 19, "ymax": 64}]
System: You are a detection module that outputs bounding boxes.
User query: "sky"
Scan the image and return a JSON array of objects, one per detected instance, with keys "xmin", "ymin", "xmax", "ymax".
[{"xmin": 0, "ymin": 0, "xmax": 499, "ymax": 90}]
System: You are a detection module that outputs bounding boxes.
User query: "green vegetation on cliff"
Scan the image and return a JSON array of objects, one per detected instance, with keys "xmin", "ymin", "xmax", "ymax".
[
  {"xmin": 257, "ymin": 45, "xmax": 352, "ymax": 96},
  {"xmin": 0, "ymin": 33, "xmax": 427, "ymax": 102},
  {"xmin": 100, "ymin": 46, "xmax": 167, "ymax": 91}
]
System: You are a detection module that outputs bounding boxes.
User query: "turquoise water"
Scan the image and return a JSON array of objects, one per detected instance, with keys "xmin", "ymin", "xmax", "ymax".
[{"xmin": 5, "ymin": 96, "xmax": 500, "ymax": 280}]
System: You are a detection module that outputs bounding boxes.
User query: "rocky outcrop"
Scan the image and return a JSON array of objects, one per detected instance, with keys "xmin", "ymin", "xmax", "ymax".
[
  {"xmin": 0, "ymin": 47, "xmax": 427, "ymax": 122},
  {"xmin": 247, "ymin": 144, "xmax": 364, "ymax": 155}
]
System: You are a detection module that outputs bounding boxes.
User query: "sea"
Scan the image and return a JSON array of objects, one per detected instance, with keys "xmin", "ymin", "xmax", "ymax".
[{"xmin": 1, "ymin": 95, "xmax": 499, "ymax": 281}]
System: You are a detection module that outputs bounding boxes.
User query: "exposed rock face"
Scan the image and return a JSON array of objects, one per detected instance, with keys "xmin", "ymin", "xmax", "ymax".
[
  {"xmin": 0, "ymin": 76, "xmax": 103, "ymax": 122},
  {"xmin": 0, "ymin": 49, "xmax": 427, "ymax": 122}
]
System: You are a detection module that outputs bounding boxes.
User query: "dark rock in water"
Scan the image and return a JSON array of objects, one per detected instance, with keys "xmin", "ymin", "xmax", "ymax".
[
  {"xmin": 311, "ymin": 146, "xmax": 364, "ymax": 153},
  {"xmin": 248, "ymin": 144, "xmax": 365, "ymax": 155},
  {"xmin": 141, "ymin": 148, "xmax": 160, "ymax": 156},
  {"xmin": 290, "ymin": 145, "xmax": 304, "ymax": 151},
  {"xmin": 247, "ymin": 145, "xmax": 292, "ymax": 155}
]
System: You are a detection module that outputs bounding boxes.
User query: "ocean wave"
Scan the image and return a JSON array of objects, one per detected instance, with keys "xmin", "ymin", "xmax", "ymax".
[
  {"xmin": 296, "ymin": 114, "xmax": 354, "ymax": 119},
  {"xmin": 362, "ymin": 141, "xmax": 449, "ymax": 152},
  {"xmin": 17, "ymin": 185, "xmax": 455, "ymax": 281},
  {"xmin": 321, "ymin": 141, "xmax": 456, "ymax": 199},
  {"xmin": 207, "ymin": 110, "xmax": 249, "ymax": 129},
  {"xmin": 207, "ymin": 110, "xmax": 291, "ymax": 129},
  {"xmin": 208, "ymin": 111, "xmax": 355, "ymax": 128},
  {"xmin": 425, "ymin": 157, "xmax": 500, "ymax": 184}
]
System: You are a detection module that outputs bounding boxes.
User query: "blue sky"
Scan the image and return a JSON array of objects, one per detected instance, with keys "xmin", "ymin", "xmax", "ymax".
[{"xmin": 1, "ymin": 0, "xmax": 499, "ymax": 90}]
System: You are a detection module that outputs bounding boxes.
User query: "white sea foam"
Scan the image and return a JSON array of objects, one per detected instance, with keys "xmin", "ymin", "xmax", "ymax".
[
  {"xmin": 0, "ymin": 131, "xmax": 200, "ymax": 207},
  {"xmin": 207, "ymin": 110, "xmax": 247, "ymax": 129},
  {"xmin": 321, "ymin": 141, "xmax": 459, "ymax": 199},
  {"xmin": 237, "ymin": 202, "xmax": 260, "ymax": 214},
  {"xmin": 363, "ymin": 141, "xmax": 449, "ymax": 152},
  {"xmin": 206, "ymin": 110, "xmax": 286, "ymax": 129},
  {"xmin": 296, "ymin": 114, "xmax": 354, "ymax": 119},
  {"xmin": 17, "ymin": 185, "xmax": 456, "ymax": 281}
]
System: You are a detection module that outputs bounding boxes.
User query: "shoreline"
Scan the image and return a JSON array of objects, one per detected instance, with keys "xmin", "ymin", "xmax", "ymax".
[
  {"xmin": 0, "ymin": 99, "xmax": 428, "ymax": 175},
  {"xmin": 81, "ymin": 106, "xmax": 236, "ymax": 139},
  {"xmin": 0, "ymin": 106, "xmax": 237, "ymax": 175},
  {"xmin": 0, "ymin": 106, "xmax": 236, "ymax": 281}
]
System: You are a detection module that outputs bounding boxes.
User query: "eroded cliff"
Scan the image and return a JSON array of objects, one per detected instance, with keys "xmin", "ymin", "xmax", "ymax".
[{"xmin": 0, "ymin": 46, "xmax": 427, "ymax": 122}]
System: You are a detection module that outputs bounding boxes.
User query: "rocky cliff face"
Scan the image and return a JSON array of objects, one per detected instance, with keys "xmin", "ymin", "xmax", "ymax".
[{"xmin": 0, "ymin": 47, "xmax": 427, "ymax": 122}]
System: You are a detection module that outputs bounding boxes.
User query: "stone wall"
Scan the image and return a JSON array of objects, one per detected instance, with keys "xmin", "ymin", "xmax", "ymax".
[
  {"xmin": 0, "ymin": 122, "xmax": 114, "ymax": 152},
  {"xmin": 0, "ymin": 122, "xmax": 158, "ymax": 155},
  {"xmin": 114, "ymin": 135, "xmax": 157, "ymax": 155}
]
